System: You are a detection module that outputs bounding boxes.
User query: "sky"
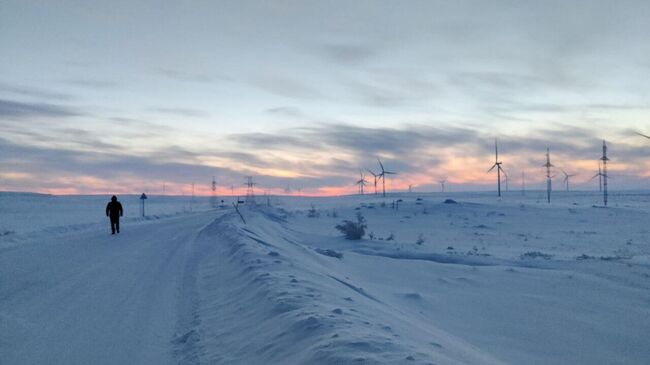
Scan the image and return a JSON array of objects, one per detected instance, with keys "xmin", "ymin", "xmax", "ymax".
[{"xmin": 1, "ymin": 0, "xmax": 649, "ymax": 196}]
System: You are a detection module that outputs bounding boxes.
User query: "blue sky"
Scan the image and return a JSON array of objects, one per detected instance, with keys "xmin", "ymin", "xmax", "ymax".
[{"xmin": 1, "ymin": 1, "xmax": 649, "ymax": 194}]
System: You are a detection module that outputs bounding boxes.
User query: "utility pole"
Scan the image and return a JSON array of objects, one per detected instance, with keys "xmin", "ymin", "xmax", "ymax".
[
  {"xmin": 191, "ymin": 183, "xmax": 195, "ymax": 212},
  {"xmin": 601, "ymin": 140, "xmax": 609, "ymax": 206},
  {"xmin": 211, "ymin": 176, "xmax": 217, "ymax": 208},
  {"xmin": 244, "ymin": 176, "xmax": 256, "ymax": 205},
  {"xmin": 544, "ymin": 148, "xmax": 553, "ymax": 204},
  {"xmin": 140, "ymin": 193, "xmax": 147, "ymax": 217}
]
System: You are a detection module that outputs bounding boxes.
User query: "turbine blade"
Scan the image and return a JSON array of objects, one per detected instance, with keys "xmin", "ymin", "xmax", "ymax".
[
  {"xmin": 487, "ymin": 163, "xmax": 497, "ymax": 173},
  {"xmin": 377, "ymin": 158, "xmax": 385, "ymax": 172},
  {"xmin": 636, "ymin": 131, "xmax": 650, "ymax": 139},
  {"xmin": 499, "ymin": 167, "xmax": 508, "ymax": 178}
]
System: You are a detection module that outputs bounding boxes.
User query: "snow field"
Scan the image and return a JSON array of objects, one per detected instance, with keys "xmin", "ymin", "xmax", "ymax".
[{"xmin": 2, "ymin": 191, "xmax": 650, "ymax": 364}]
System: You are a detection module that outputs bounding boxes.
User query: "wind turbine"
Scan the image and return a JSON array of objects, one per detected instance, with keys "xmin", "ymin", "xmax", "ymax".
[
  {"xmin": 591, "ymin": 161, "xmax": 604, "ymax": 192},
  {"xmin": 355, "ymin": 171, "xmax": 369, "ymax": 195},
  {"xmin": 543, "ymin": 147, "xmax": 554, "ymax": 203},
  {"xmin": 376, "ymin": 158, "xmax": 397, "ymax": 197},
  {"xmin": 559, "ymin": 168, "xmax": 577, "ymax": 192},
  {"xmin": 600, "ymin": 140, "xmax": 609, "ymax": 206},
  {"xmin": 636, "ymin": 131, "xmax": 650, "ymax": 140},
  {"xmin": 366, "ymin": 169, "xmax": 379, "ymax": 195},
  {"xmin": 487, "ymin": 139, "xmax": 506, "ymax": 197},
  {"xmin": 438, "ymin": 178, "xmax": 447, "ymax": 193}
]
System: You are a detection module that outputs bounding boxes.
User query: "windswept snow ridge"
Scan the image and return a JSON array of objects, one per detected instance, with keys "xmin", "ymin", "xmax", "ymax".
[{"xmin": 187, "ymin": 208, "xmax": 501, "ymax": 364}]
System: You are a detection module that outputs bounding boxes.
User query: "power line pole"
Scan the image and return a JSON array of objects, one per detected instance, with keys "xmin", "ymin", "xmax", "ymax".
[
  {"xmin": 191, "ymin": 183, "xmax": 195, "ymax": 212},
  {"xmin": 544, "ymin": 148, "xmax": 553, "ymax": 204},
  {"xmin": 601, "ymin": 140, "xmax": 609, "ymax": 206},
  {"xmin": 244, "ymin": 176, "xmax": 256, "ymax": 205},
  {"xmin": 211, "ymin": 176, "xmax": 217, "ymax": 208}
]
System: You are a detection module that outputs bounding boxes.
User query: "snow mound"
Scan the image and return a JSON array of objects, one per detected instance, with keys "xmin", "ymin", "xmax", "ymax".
[{"xmin": 186, "ymin": 207, "xmax": 500, "ymax": 364}]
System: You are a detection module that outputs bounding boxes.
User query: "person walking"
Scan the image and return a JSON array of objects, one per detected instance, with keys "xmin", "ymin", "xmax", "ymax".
[{"xmin": 106, "ymin": 195, "xmax": 123, "ymax": 234}]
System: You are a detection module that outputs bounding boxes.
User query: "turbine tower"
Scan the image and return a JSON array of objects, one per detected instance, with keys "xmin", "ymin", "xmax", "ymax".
[
  {"xmin": 600, "ymin": 140, "xmax": 609, "ymax": 206},
  {"xmin": 543, "ymin": 147, "xmax": 554, "ymax": 203},
  {"xmin": 521, "ymin": 170, "xmax": 526, "ymax": 195},
  {"xmin": 559, "ymin": 168, "xmax": 577, "ymax": 192},
  {"xmin": 376, "ymin": 158, "xmax": 397, "ymax": 197},
  {"xmin": 438, "ymin": 178, "xmax": 447, "ymax": 193},
  {"xmin": 366, "ymin": 169, "xmax": 379, "ymax": 195},
  {"xmin": 487, "ymin": 139, "xmax": 506, "ymax": 197},
  {"xmin": 355, "ymin": 171, "xmax": 368, "ymax": 195}
]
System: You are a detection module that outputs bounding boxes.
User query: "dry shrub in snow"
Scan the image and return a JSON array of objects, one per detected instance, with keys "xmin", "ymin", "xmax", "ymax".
[
  {"xmin": 335, "ymin": 212, "xmax": 366, "ymax": 240},
  {"xmin": 416, "ymin": 233, "xmax": 425, "ymax": 245}
]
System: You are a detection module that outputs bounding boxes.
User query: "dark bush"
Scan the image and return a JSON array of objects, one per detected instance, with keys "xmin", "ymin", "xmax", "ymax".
[{"xmin": 335, "ymin": 212, "xmax": 367, "ymax": 240}]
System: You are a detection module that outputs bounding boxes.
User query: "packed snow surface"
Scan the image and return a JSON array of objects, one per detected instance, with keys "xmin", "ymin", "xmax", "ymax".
[{"xmin": 1, "ymin": 191, "xmax": 650, "ymax": 364}]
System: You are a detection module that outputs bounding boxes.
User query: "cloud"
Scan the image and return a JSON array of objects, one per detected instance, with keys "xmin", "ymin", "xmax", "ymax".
[
  {"xmin": 229, "ymin": 123, "xmax": 649, "ymax": 180},
  {"xmin": 318, "ymin": 42, "xmax": 377, "ymax": 65},
  {"xmin": 265, "ymin": 106, "xmax": 304, "ymax": 118},
  {"xmin": 108, "ymin": 116, "xmax": 176, "ymax": 137},
  {"xmin": 1, "ymin": 120, "xmax": 648, "ymax": 194},
  {"xmin": 0, "ymin": 121, "xmax": 119, "ymax": 152},
  {"xmin": 155, "ymin": 68, "xmax": 229, "ymax": 83},
  {"xmin": 0, "ymin": 137, "xmax": 232, "ymax": 190},
  {"xmin": 230, "ymin": 131, "xmax": 320, "ymax": 151},
  {"xmin": 0, "ymin": 99, "xmax": 82, "ymax": 119},
  {"xmin": 230, "ymin": 124, "xmax": 480, "ymax": 178},
  {"xmin": 342, "ymin": 70, "xmax": 439, "ymax": 107},
  {"xmin": 150, "ymin": 107, "xmax": 210, "ymax": 118},
  {"xmin": 250, "ymin": 74, "xmax": 324, "ymax": 99},
  {"xmin": 0, "ymin": 83, "xmax": 73, "ymax": 101},
  {"xmin": 64, "ymin": 79, "xmax": 118, "ymax": 89}
]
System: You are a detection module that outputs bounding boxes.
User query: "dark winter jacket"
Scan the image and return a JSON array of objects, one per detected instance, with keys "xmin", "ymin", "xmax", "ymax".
[{"xmin": 106, "ymin": 201, "xmax": 123, "ymax": 219}]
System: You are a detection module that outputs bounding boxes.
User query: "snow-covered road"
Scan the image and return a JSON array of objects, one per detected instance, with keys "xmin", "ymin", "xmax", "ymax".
[{"xmin": 0, "ymin": 211, "xmax": 220, "ymax": 365}]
